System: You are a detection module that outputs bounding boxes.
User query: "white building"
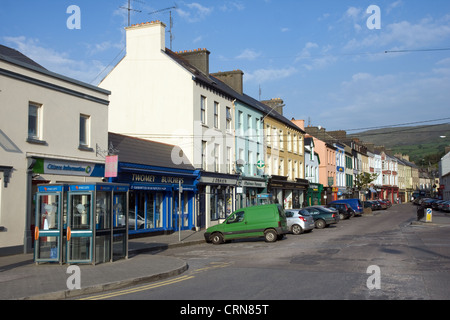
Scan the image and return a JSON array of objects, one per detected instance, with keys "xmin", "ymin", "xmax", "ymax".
[
  {"xmin": 0, "ymin": 45, "xmax": 110, "ymax": 255},
  {"xmin": 439, "ymin": 151, "xmax": 450, "ymax": 200},
  {"xmin": 99, "ymin": 21, "xmax": 239, "ymax": 228}
]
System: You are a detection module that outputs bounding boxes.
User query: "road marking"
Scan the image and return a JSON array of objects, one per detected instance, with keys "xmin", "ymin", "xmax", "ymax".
[
  {"xmin": 79, "ymin": 261, "xmax": 232, "ymax": 300},
  {"xmin": 79, "ymin": 275, "xmax": 195, "ymax": 300}
]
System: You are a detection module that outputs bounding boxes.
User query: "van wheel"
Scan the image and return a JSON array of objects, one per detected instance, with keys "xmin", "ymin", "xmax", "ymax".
[
  {"xmin": 291, "ymin": 224, "xmax": 303, "ymax": 235},
  {"xmin": 315, "ymin": 219, "xmax": 326, "ymax": 229},
  {"xmin": 210, "ymin": 233, "xmax": 224, "ymax": 245},
  {"xmin": 264, "ymin": 229, "xmax": 277, "ymax": 242}
]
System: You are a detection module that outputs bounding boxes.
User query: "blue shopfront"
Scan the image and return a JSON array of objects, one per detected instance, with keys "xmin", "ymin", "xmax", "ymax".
[{"xmin": 109, "ymin": 162, "xmax": 199, "ymax": 235}]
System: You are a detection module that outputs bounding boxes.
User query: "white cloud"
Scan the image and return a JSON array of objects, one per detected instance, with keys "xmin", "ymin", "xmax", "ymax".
[
  {"xmin": 236, "ymin": 49, "xmax": 261, "ymax": 60},
  {"xmin": 3, "ymin": 36, "xmax": 106, "ymax": 84},
  {"xmin": 344, "ymin": 15, "xmax": 450, "ymax": 51},
  {"xmin": 219, "ymin": 1, "xmax": 245, "ymax": 12},
  {"xmin": 346, "ymin": 7, "xmax": 362, "ymax": 19},
  {"xmin": 295, "ymin": 42, "xmax": 337, "ymax": 70},
  {"xmin": 321, "ymin": 68, "xmax": 450, "ymax": 130},
  {"xmin": 245, "ymin": 67, "xmax": 297, "ymax": 84},
  {"xmin": 177, "ymin": 2, "xmax": 213, "ymax": 23}
]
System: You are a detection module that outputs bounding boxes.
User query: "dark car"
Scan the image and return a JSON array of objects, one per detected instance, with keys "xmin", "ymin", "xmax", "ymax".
[
  {"xmin": 375, "ymin": 200, "xmax": 388, "ymax": 210},
  {"xmin": 363, "ymin": 200, "xmax": 379, "ymax": 211},
  {"xmin": 300, "ymin": 206, "xmax": 340, "ymax": 229},
  {"xmin": 422, "ymin": 198, "xmax": 438, "ymax": 208},
  {"xmin": 326, "ymin": 203, "xmax": 353, "ymax": 220},
  {"xmin": 440, "ymin": 201, "xmax": 450, "ymax": 212},
  {"xmin": 432, "ymin": 200, "xmax": 445, "ymax": 211}
]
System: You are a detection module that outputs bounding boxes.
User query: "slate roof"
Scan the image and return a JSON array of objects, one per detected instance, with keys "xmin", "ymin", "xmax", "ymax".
[
  {"xmin": 0, "ymin": 44, "xmax": 110, "ymax": 95},
  {"xmin": 108, "ymin": 132, "xmax": 195, "ymax": 171},
  {"xmin": 164, "ymin": 48, "xmax": 305, "ymax": 134},
  {"xmin": 0, "ymin": 44, "xmax": 47, "ymax": 70}
]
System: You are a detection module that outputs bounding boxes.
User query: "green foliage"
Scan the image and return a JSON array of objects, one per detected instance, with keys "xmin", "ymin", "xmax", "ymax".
[{"xmin": 354, "ymin": 172, "xmax": 378, "ymax": 191}]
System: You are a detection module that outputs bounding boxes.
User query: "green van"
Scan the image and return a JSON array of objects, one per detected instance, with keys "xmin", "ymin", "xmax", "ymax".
[{"xmin": 204, "ymin": 204, "xmax": 289, "ymax": 244}]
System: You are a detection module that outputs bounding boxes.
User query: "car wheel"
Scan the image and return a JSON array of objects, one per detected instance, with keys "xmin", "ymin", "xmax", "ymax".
[
  {"xmin": 315, "ymin": 219, "xmax": 326, "ymax": 229},
  {"xmin": 291, "ymin": 224, "xmax": 303, "ymax": 235},
  {"xmin": 264, "ymin": 229, "xmax": 277, "ymax": 242},
  {"xmin": 210, "ymin": 233, "xmax": 224, "ymax": 245},
  {"xmin": 339, "ymin": 213, "xmax": 345, "ymax": 220}
]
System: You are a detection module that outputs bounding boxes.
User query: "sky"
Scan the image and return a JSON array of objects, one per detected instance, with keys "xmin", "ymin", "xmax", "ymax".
[{"xmin": 1, "ymin": 0, "xmax": 450, "ymax": 133}]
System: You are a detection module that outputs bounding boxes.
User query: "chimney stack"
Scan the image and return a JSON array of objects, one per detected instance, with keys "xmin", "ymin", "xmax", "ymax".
[
  {"xmin": 176, "ymin": 48, "xmax": 210, "ymax": 75},
  {"xmin": 125, "ymin": 21, "xmax": 166, "ymax": 60},
  {"xmin": 211, "ymin": 70, "xmax": 244, "ymax": 94},
  {"xmin": 261, "ymin": 98, "xmax": 285, "ymax": 115}
]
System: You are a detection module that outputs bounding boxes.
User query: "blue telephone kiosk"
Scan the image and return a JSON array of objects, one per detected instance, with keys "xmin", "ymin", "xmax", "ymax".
[{"xmin": 34, "ymin": 182, "xmax": 129, "ymax": 265}]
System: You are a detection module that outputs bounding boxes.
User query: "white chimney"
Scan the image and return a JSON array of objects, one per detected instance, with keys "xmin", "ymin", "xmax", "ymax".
[{"xmin": 125, "ymin": 21, "xmax": 166, "ymax": 60}]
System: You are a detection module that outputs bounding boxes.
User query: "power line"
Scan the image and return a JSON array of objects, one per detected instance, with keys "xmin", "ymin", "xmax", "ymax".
[{"xmin": 344, "ymin": 117, "xmax": 450, "ymax": 132}]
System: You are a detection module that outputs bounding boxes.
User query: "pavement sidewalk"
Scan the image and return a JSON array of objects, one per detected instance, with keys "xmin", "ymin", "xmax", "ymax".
[{"xmin": 0, "ymin": 229, "xmax": 206, "ymax": 300}]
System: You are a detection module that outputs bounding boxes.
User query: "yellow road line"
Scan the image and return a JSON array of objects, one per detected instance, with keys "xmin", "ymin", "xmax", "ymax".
[
  {"xmin": 79, "ymin": 261, "xmax": 232, "ymax": 300},
  {"xmin": 80, "ymin": 275, "xmax": 195, "ymax": 300}
]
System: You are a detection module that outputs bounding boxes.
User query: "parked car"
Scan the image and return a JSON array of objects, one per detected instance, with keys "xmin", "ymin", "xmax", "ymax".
[
  {"xmin": 375, "ymin": 200, "xmax": 388, "ymax": 210},
  {"xmin": 285, "ymin": 209, "xmax": 315, "ymax": 235},
  {"xmin": 381, "ymin": 199, "xmax": 392, "ymax": 207},
  {"xmin": 432, "ymin": 200, "xmax": 445, "ymax": 211},
  {"xmin": 204, "ymin": 204, "xmax": 289, "ymax": 244},
  {"xmin": 363, "ymin": 200, "xmax": 379, "ymax": 211},
  {"xmin": 422, "ymin": 198, "xmax": 438, "ymax": 208},
  {"xmin": 326, "ymin": 203, "xmax": 353, "ymax": 219},
  {"xmin": 329, "ymin": 198, "xmax": 363, "ymax": 216},
  {"xmin": 300, "ymin": 206, "xmax": 339, "ymax": 229},
  {"xmin": 440, "ymin": 201, "xmax": 450, "ymax": 212}
]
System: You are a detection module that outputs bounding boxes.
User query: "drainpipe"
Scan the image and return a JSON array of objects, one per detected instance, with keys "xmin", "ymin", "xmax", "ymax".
[{"xmin": 24, "ymin": 158, "xmax": 36, "ymax": 254}]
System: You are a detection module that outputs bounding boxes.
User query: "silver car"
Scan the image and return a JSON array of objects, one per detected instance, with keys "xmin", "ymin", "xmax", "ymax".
[{"xmin": 285, "ymin": 209, "xmax": 315, "ymax": 235}]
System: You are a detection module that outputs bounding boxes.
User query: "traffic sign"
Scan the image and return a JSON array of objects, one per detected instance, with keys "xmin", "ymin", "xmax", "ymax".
[{"xmin": 426, "ymin": 208, "xmax": 432, "ymax": 222}]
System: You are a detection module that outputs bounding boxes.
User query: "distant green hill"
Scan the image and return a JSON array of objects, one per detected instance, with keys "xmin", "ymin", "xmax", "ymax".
[{"xmin": 350, "ymin": 123, "xmax": 450, "ymax": 166}]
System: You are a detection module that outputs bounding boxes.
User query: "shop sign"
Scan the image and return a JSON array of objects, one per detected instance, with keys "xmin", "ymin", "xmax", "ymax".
[
  {"xmin": 241, "ymin": 180, "xmax": 266, "ymax": 188},
  {"xmin": 119, "ymin": 172, "xmax": 195, "ymax": 186},
  {"xmin": 34, "ymin": 158, "xmax": 104, "ymax": 177},
  {"xmin": 199, "ymin": 176, "xmax": 237, "ymax": 185}
]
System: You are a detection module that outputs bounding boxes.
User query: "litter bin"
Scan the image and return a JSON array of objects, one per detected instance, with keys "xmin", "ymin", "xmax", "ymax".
[{"xmin": 417, "ymin": 205, "xmax": 425, "ymax": 221}]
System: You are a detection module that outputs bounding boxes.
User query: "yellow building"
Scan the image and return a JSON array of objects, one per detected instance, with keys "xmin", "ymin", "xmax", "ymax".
[{"xmin": 261, "ymin": 99, "xmax": 308, "ymax": 209}]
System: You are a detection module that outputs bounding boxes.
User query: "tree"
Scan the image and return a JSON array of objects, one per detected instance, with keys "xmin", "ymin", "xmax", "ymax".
[{"xmin": 354, "ymin": 172, "xmax": 378, "ymax": 191}]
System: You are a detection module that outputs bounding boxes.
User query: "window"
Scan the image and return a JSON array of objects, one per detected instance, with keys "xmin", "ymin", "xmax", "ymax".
[
  {"xmin": 287, "ymin": 132, "xmax": 292, "ymax": 152},
  {"xmin": 202, "ymin": 140, "xmax": 207, "ymax": 169},
  {"xmin": 266, "ymin": 125, "xmax": 271, "ymax": 146},
  {"xmin": 226, "ymin": 107, "xmax": 232, "ymax": 132},
  {"xmin": 214, "ymin": 144, "xmax": 220, "ymax": 172},
  {"xmin": 28, "ymin": 102, "xmax": 41, "ymax": 140},
  {"xmin": 201, "ymin": 96, "xmax": 206, "ymax": 124},
  {"xmin": 79, "ymin": 114, "xmax": 90, "ymax": 147},
  {"xmin": 227, "ymin": 147, "xmax": 232, "ymax": 174},
  {"xmin": 238, "ymin": 111, "xmax": 243, "ymax": 135},
  {"xmin": 214, "ymin": 101, "xmax": 219, "ymax": 128},
  {"xmin": 293, "ymin": 134, "xmax": 297, "ymax": 154},
  {"xmin": 279, "ymin": 129, "xmax": 283, "ymax": 150}
]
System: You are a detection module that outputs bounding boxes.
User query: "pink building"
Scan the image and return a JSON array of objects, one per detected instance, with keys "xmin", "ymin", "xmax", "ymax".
[{"xmin": 292, "ymin": 120, "xmax": 337, "ymax": 203}]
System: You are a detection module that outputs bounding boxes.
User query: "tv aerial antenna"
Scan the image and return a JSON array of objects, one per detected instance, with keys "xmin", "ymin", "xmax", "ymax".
[
  {"xmin": 149, "ymin": 4, "xmax": 178, "ymax": 50},
  {"xmin": 120, "ymin": 0, "xmax": 144, "ymax": 26}
]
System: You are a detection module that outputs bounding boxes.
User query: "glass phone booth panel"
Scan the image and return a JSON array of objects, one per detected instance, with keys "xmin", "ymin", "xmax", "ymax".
[
  {"xmin": 113, "ymin": 187, "xmax": 128, "ymax": 261},
  {"xmin": 95, "ymin": 190, "xmax": 112, "ymax": 264},
  {"xmin": 67, "ymin": 189, "xmax": 94, "ymax": 264},
  {"xmin": 34, "ymin": 186, "xmax": 64, "ymax": 263}
]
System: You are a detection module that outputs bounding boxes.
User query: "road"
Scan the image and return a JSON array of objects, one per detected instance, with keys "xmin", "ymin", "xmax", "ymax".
[{"xmin": 79, "ymin": 204, "xmax": 450, "ymax": 302}]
